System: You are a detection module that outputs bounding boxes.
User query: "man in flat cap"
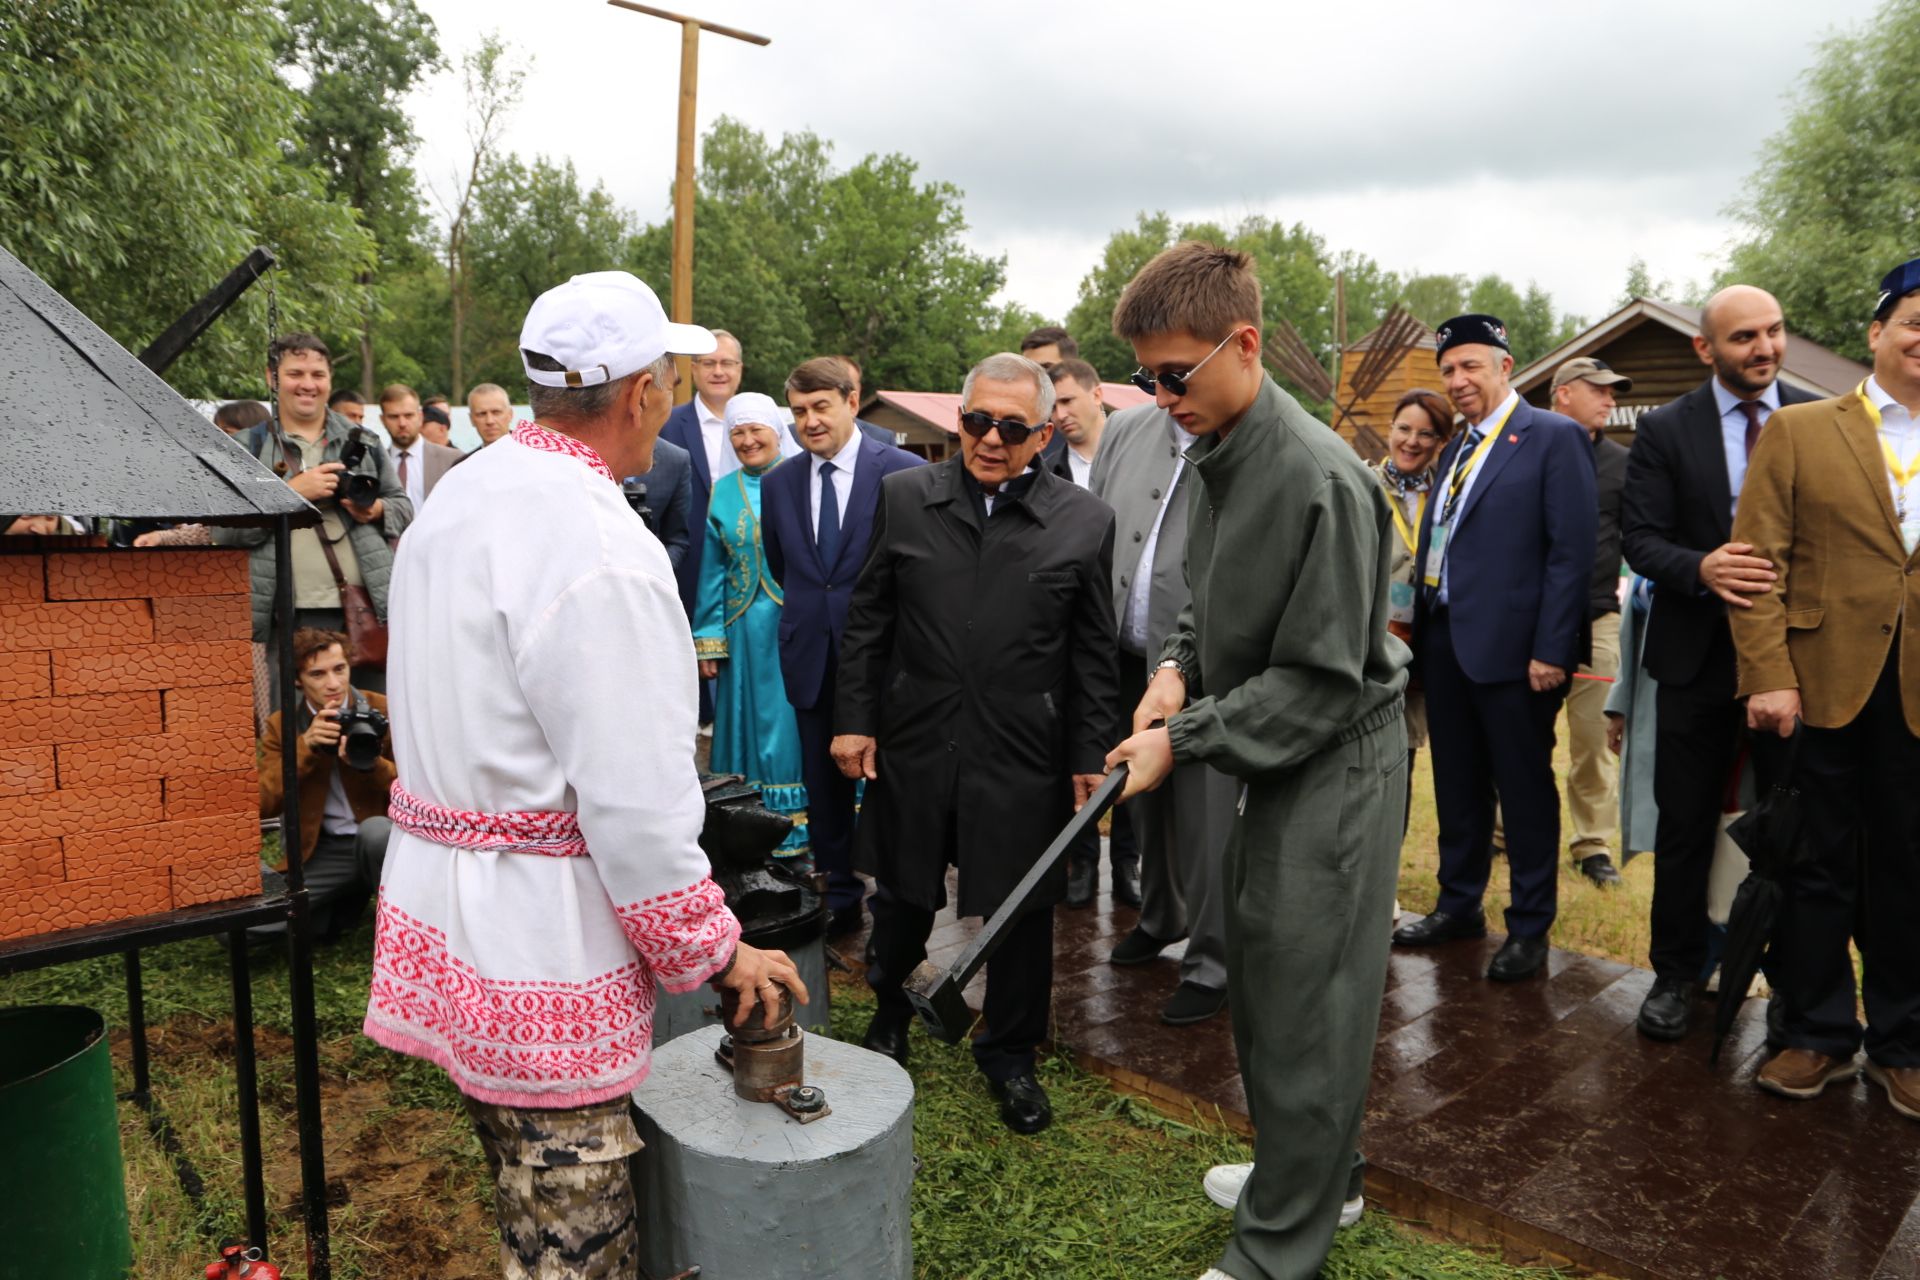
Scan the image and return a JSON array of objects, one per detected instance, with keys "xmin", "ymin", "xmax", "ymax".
[
  {"xmin": 1393, "ymin": 315, "xmax": 1596, "ymax": 981},
  {"xmin": 1731, "ymin": 257, "xmax": 1920, "ymax": 1114},
  {"xmin": 1550, "ymin": 357, "xmax": 1633, "ymax": 888},
  {"xmin": 1619, "ymin": 284, "xmax": 1814, "ymax": 1042}
]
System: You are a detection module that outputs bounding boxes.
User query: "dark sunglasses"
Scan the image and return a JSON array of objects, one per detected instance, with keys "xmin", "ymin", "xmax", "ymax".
[
  {"xmin": 1129, "ymin": 326, "xmax": 1247, "ymax": 397},
  {"xmin": 959, "ymin": 409, "xmax": 1041, "ymax": 445}
]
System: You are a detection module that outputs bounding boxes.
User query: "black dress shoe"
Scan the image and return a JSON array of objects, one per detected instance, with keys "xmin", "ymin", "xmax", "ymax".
[
  {"xmin": 1112, "ymin": 859, "xmax": 1143, "ymax": 908},
  {"xmin": 828, "ymin": 902, "xmax": 866, "ymax": 937},
  {"xmin": 1109, "ymin": 925, "xmax": 1182, "ymax": 966},
  {"xmin": 987, "ymin": 1073, "xmax": 1052, "ymax": 1134},
  {"xmin": 1065, "ymin": 860, "xmax": 1095, "ymax": 908},
  {"xmin": 1391, "ymin": 910, "xmax": 1487, "ymax": 947},
  {"xmin": 1487, "ymin": 935, "xmax": 1549, "ymax": 982},
  {"xmin": 1577, "ymin": 853, "xmax": 1623, "ymax": 888},
  {"xmin": 1161, "ymin": 981, "xmax": 1227, "ymax": 1025},
  {"xmin": 1637, "ymin": 977, "xmax": 1698, "ymax": 1041},
  {"xmin": 860, "ymin": 1015, "xmax": 910, "ymax": 1068}
]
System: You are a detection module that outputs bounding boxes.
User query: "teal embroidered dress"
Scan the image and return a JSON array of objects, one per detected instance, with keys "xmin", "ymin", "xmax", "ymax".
[{"xmin": 693, "ymin": 462, "xmax": 808, "ymax": 855}]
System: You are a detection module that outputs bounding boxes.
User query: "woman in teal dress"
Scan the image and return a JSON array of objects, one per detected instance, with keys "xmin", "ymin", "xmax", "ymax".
[{"xmin": 694, "ymin": 393, "xmax": 809, "ymax": 856}]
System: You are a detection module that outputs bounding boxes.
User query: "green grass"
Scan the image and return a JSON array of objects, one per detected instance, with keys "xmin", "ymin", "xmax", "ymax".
[{"xmin": 1, "ymin": 914, "xmax": 1582, "ymax": 1279}]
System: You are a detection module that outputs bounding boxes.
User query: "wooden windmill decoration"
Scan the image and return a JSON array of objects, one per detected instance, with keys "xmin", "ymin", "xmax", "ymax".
[
  {"xmin": 1329, "ymin": 303, "xmax": 1425, "ymax": 460},
  {"xmin": 1263, "ymin": 320, "xmax": 1334, "ymax": 403}
]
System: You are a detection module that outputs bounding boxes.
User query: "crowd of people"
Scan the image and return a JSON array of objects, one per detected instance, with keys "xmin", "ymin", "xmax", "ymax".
[{"xmin": 15, "ymin": 239, "xmax": 1913, "ymax": 1279}]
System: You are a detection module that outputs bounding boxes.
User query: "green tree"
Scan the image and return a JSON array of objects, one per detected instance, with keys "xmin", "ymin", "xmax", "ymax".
[
  {"xmin": 0, "ymin": 0, "xmax": 374, "ymax": 397},
  {"xmin": 1401, "ymin": 273, "xmax": 1469, "ymax": 329},
  {"xmin": 1725, "ymin": 0, "xmax": 1920, "ymax": 359},
  {"xmin": 276, "ymin": 0, "xmax": 443, "ymax": 395},
  {"xmin": 1064, "ymin": 212, "xmax": 1177, "ymax": 380}
]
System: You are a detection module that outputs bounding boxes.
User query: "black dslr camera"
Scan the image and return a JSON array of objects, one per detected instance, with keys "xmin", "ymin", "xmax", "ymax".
[
  {"xmin": 334, "ymin": 689, "xmax": 390, "ymax": 772},
  {"xmin": 334, "ymin": 427, "xmax": 382, "ymax": 507},
  {"xmin": 621, "ymin": 477, "xmax": 655, "ymax": 531}
]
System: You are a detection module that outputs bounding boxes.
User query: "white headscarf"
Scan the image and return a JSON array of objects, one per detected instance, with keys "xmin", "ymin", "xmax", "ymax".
[{"xmin": 723, "ymin": 392, "xmax": 783, "ymax": 435}]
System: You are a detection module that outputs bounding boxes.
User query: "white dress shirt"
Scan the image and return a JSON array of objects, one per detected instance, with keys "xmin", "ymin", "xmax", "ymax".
[
  {"xmin": 1865, "ymin": 375, "xmax": 1920, "ymax": 552},
  {"xmin": 1437, "ymin": 388, "xmax": 1518, "ymax": 606},
  {"xmin": 809, "ymin": 429, "xmax": 862, "ymax": 539},
  {"xmin": 1067, "ymin": 446, "xmax": 1095, "ymax": 489},
  {"xmin": 391, "ymin": 442, "xmax": 426, "ymax": 511},
  {"xmin": 1712, "ymin": 377, "xmax": 1783, "ymax": 519},
  {"xmin": 696, "ymin": 397, "xmax": 734, "ymax": 484},
  {"xmin": 1121, "ymin": 419, "xmax": 1189, "ymax": 654}
]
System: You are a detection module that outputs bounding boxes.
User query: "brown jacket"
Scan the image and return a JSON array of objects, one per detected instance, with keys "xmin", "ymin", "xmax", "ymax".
[
  {"xmin": 258, "ymin": 688, "xmax": 396, "ymax": 869},
  {"xmin": 1730, "ymin": 392, "xmax": 1920, "ymax": 734}
]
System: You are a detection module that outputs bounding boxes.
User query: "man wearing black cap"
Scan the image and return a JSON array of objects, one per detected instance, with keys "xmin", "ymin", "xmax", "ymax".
[
  {"xmin": 1731, "ymin": 258, "xmax": 1920, "ymax": 1114},
  {"xmin": 1550, "ymin": 357, "xmax": 1633, "ymax": 889},
  {"xmin": 1393, "ymin": 315, "xmax": 1596, "ymax": 981},
  {"xmin": 1620, "ymin": 284, "xmax": 1814, "ymax": 1042}
]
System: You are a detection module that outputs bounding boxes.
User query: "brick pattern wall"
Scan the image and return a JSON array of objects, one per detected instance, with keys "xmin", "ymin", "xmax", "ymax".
[{"xmin": 0, "ymin": 548, "xmax": 259, "ymax": 942}]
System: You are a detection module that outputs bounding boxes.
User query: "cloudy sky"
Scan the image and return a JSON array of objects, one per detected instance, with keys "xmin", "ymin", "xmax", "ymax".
[{"xmin": 406, "ymin": 0, "xmax": 1881, "ymax": 328}]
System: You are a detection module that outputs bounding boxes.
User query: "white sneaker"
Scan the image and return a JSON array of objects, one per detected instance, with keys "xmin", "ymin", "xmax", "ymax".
[
  {"xmin": 1202, "ymin": 1162, "xmax": 1364, "ymax": 1226},
  {"xmin": 1197, "ymin": 1271, "xmax": 1239, "ymax": 1279}
]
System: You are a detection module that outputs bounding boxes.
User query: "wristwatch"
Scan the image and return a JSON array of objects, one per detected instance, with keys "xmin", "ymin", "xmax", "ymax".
[{"xmin": 1154, "ymin": 658, "xmax": 1188, "ymax": 682}]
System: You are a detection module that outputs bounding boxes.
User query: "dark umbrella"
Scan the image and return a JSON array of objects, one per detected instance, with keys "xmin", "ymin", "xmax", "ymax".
[{"xmin": 1711, "ymin": 725, "xmax": 1809, "ymax": 1065}]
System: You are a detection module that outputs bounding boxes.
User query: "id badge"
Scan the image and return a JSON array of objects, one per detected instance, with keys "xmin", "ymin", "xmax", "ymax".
[
  {"xmin": 1389, "ymin": 579, "xmax": 1416, "ymax": 625},
  {"xmin": 1421, "ymin": 523, "xmax": 1448, "ymax": 588}
]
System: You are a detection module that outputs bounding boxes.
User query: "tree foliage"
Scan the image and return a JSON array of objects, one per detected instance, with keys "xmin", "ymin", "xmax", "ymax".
[
  {"xmin": 1725, "ymin": 0, "xmax": 1920, "ymax": 360},
  {"xmin": 0, "ymin": 0, "xmax": 374, "ymax": 396}
]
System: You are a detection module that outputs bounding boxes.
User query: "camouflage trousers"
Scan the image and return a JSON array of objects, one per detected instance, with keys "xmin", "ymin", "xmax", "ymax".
[{"xmin": 462, "ymin": 1093, "xmax": 645, "ymax": 1280}]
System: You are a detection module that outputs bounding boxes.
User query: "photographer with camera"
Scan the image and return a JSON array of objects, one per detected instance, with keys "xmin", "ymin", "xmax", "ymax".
[
  {"xmin": 216, "ymin": 333, "xmax": 413, "ymax": 695},
  {"xmin": 623, "ymin": 434, "xmax": 695, "ymax": 571},
  {"xmin": 257, "ymin": 628, "xmax": 394, "ymax": 936}
]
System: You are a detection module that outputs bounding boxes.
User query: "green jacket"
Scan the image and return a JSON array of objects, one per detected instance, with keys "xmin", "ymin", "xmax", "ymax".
[
  {"xmin": 1161, "ymin": 376, "xmax": 1409, "ymax": 777},
  {"xmin": 214, "ymin": 410, "xmax": 414, "ymax": 641}
]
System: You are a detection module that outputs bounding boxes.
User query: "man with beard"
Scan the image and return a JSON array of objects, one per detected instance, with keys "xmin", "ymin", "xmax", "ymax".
[{"xmin": 1621, "ymin": 285, "xmax": 1817, "ymax": 1041}]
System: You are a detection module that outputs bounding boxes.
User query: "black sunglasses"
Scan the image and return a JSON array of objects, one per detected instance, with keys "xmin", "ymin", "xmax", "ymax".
[
  {"xmin": 1129, "ymin": 326, "xmax": 1246, "ymax": 398},
  {"xmin": 959, "ymin": 409, "xmax": 1041, "ymax": 445}
]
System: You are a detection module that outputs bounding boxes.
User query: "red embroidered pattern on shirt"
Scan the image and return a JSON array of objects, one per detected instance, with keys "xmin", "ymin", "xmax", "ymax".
[
  {"xmin": 617, "ymin": 877, "xmax": 741, "ymax": 994},
  {"xmin": 511, "ymin": 419, "xmax": 616, "ymax": 483},
  {"xmin": 388, "ymin": 782, "xmax": 588, "ymax": 858},
  {"xmin": 367, "ymin": 897, "xmax": 654, "ymax": 1089}
]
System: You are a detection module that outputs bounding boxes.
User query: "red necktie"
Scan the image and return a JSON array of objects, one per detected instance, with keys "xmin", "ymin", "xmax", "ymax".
[{"xmin": 1738, "ymin": 400, "xmax": 1766, "ymax": 460}]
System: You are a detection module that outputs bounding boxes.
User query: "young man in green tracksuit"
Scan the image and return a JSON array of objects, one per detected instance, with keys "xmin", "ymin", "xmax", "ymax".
[{"xmin": 1105, "ymin": 242, "xmax": 1410, "ymax": 1280}]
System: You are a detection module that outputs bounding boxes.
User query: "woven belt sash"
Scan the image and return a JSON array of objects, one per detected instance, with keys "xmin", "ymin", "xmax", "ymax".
[{"xmin": 388, "ymin": 783, "xmax": 588, "ymax": 858}]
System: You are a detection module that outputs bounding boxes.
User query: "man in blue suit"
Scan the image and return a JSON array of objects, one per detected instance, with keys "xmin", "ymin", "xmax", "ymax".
[
  {"xmin": 622, "ymin": 435, "xmax": 695, "ymax": 572},
  {"xmin": 763, "ymin": 357, "xmax": 924, "ymax": 933},
  {"xmin": 658, "ymin": 329, "xmax": 746, "ymax": 617},
  {"xmin": 1393, "ymin": 314, "xmax": 1597, "ymax": 981}
]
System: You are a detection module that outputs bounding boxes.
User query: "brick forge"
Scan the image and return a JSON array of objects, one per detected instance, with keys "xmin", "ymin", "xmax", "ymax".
[{"xmin": 0, "ymin": 548, "xmax": 260, "ymax": 942}]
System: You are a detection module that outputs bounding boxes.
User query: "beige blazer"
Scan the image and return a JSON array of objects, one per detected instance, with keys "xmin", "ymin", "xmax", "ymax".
[{"xmin": 1730, "ymin": 391, "xmax": 1920, "ymax": 734}]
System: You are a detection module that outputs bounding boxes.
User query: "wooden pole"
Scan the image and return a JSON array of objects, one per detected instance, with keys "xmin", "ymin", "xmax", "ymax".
[
  {"xmin": 606, "ymin": 1, "xmax": 770, "ymax": 406},
  {"xmin": 672, "ymin": 19, "xmax": 699, "ymax": 403}
]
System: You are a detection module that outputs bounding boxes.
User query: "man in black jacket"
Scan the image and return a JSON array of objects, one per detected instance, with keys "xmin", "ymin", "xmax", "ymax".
[
  {"xmin": 833, "ymin": 352, "xmax": 1119, "ymax": 1135},
  {"xmin": 1620, "ymin": 285, "xmax": 1816, "ymax": 1041},
  {"xmin": 1550, "ymin": 357, "xmax": 1633, "ymax": 887}
]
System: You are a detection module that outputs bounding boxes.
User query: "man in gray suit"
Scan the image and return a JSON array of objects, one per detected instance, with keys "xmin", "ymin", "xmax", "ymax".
[{"xmin": 1090, "ymin": 401, "xmax": 1234, "ymax": 1026}]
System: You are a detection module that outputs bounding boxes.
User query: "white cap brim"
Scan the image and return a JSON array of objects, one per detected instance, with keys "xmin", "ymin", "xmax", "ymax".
[{"xmin": 664, "ymin": 322, "xmax": 718, "ymax": 357}]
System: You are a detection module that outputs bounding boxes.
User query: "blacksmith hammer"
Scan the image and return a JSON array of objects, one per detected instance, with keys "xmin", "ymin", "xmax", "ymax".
[{"xmin": 903, "ymin": 764, "xmax": 1131, "ymax": 1043}]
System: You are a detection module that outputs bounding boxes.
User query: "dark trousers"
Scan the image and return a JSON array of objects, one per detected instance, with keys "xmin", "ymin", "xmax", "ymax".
[
  {"xmin": 1421, "ymin": 610, "xmax": 1568, "ymax": 939},
  {"xmin": 866, "ymin": 891, "xmax": 1054, "ymax": 1082},
  {"xmin": 795, "ymin": 662, "xmax": 863, "ymax": 913},
  {"xmin": 1773, "ymin": 652, "xmax": 1920, "ymax": 1066},
  {"xmin": 1648, "ymin": 636, "xmax": 1762, "ymax": 981},
  {"xmin": 1068, "ymin": 652, "xmax": 1141, "ymax": 877}
]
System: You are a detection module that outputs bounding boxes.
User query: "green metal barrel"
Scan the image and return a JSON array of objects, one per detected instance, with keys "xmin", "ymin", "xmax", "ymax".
[{"xmin": 0, "ymin": 1005, "xmax": 132, "ymax": 1274}]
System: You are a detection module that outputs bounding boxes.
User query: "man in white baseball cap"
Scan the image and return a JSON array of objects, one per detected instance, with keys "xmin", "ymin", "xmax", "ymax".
[{"xmin": 366, "ymin": 271, "xmax": 806, "ymax": 1276}]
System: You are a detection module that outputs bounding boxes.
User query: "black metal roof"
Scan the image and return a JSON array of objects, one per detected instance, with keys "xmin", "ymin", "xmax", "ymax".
[{"xmin": 0, "ymin": 245, "xmax": 315, "ymax": 526}]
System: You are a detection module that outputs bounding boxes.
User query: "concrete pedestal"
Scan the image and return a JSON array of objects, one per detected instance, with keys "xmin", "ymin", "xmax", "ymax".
[
  {"xmin": 652, "ymin": 933, "xmax": 831, "ymax": 1045},
  {"xmin": 631, "ymin": 1024, "xmax": 913, "ymax": 1280}
]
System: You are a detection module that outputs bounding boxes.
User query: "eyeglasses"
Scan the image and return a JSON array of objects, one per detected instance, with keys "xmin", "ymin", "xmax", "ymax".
[
  {"xmin": 958, "ymin": 410, "xmax": 1042, "ymax": 445},
  {"xmin": 1129, "ymin": 327, "xmax": 1248, "ymax": 397},
  {"xmin": 692, "ymin": 358, "xmax": 742, "ymax": 371}
]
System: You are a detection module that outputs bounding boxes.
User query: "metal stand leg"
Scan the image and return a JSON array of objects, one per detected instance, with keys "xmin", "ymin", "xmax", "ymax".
[
  {"xmin": 229, "ymin": 930, "xmax": 269, "ymax": 1253},
  {"xmin": 284, "ymin": 893, "xmax": 330, "ymax": 1278},
  {"xmin": 123, "ymin": 949, "xmax": 149, "ymax": 1106}
]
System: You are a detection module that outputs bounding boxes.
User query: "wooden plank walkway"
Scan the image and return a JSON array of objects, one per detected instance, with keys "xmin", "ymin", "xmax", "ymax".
[{"xmin": 855, "ymin": 883, "xmax": 1920, "ymax": 1278}]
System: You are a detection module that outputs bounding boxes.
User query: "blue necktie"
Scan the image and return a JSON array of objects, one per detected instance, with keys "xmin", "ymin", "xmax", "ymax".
[
  {"xmin": 816, "ymin": 461, "xmax": 842, "ymax": 571},
  {"xmin": 1442, "ymin": 425, "xmax": 1485, "ymax": 525}
]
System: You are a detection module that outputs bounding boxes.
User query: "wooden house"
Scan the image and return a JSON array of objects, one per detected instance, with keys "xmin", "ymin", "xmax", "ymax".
[
  {"xmin": 860, "ymin": 383, "xmax": 1152, "ymax": 462},
  {"xmin": 1332, "ymin": 321, "xmax": 1449, "ymax": 461}
]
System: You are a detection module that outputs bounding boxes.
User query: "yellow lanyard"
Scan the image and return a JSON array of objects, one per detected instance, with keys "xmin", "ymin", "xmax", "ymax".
[
  {"xmin": 1441, "ymin": 396, "xmax": 1516, "ymax": 522},
  {"xmin": 1859, "ymin": 381, "xmax": 1920, "ymax": 517},
  {"xmin": 1388, "ymin": 487, "xmax": 1427, "ymax": 556}
]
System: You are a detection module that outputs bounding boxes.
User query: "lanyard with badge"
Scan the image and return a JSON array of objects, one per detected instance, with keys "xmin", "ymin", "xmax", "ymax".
[
  {"xmin": 1858, "ymin": 380, "xmax": 1920, "ymax": 553},
  {"xmin": 1386, "ymin": 487, "xmax": 1427, "ymax": 625},
  {"xmin": 1421, "ymin": 396, "xmax": 1516, "ymax": 589}
]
